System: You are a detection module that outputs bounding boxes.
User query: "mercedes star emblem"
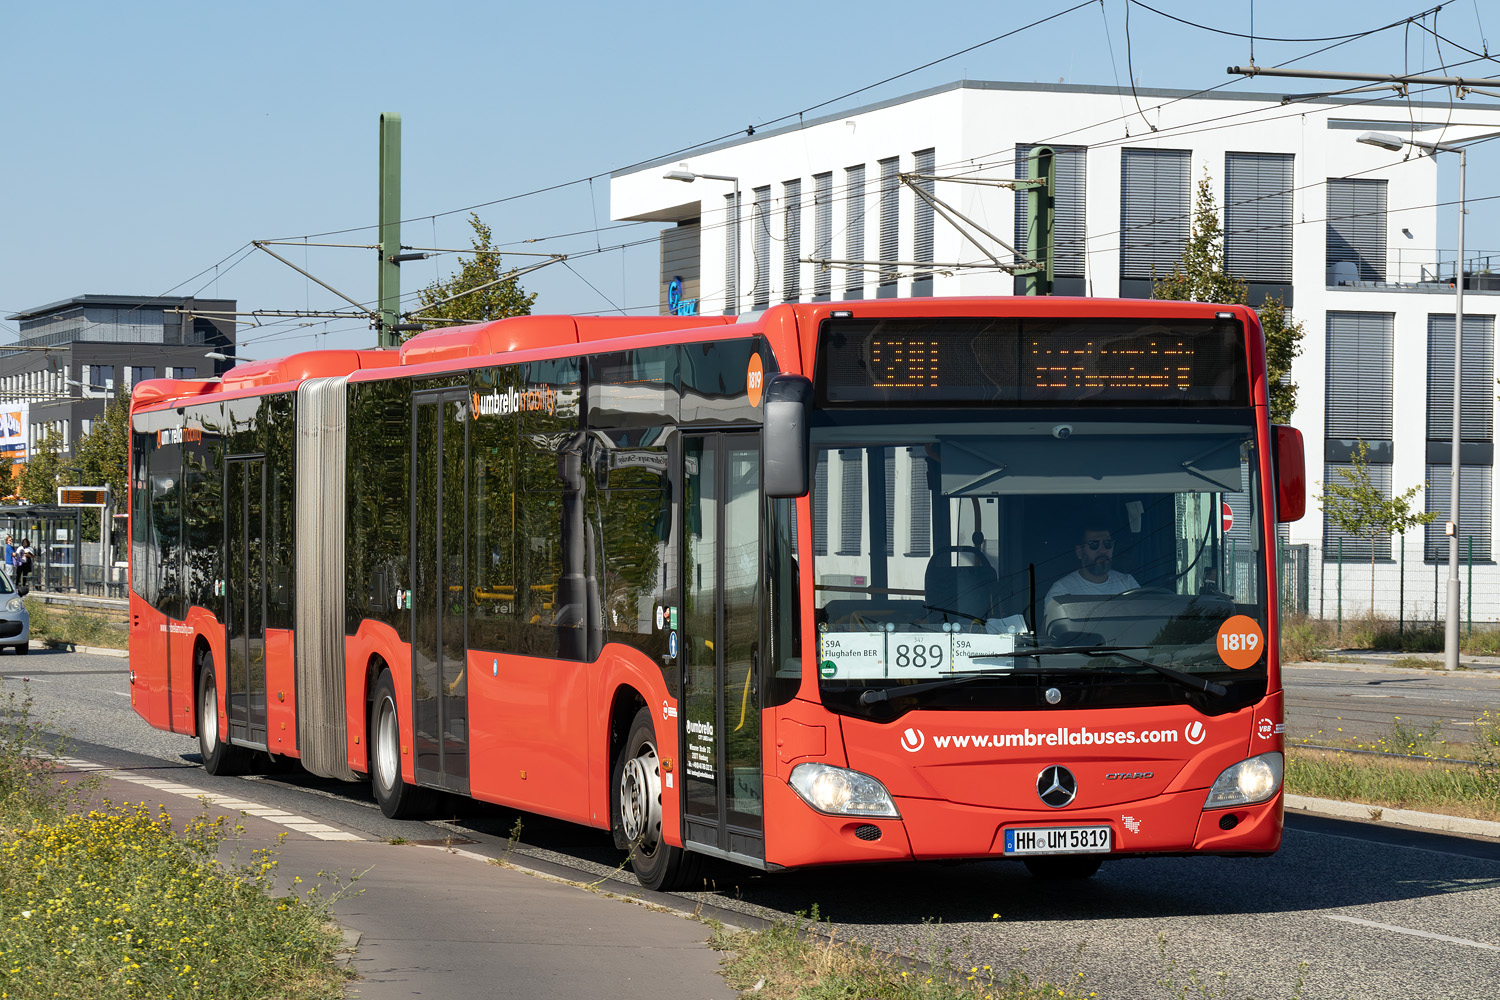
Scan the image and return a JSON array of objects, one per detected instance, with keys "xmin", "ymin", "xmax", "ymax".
[{"xmin": 1036, "ymin": 765, "xmax": 1078, "ymax": 808}]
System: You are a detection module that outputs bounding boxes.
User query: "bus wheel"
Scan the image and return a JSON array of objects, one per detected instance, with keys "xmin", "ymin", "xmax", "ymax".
[
  {"xmin": 613, "ymin": 707, "xmax": 702, "ymax": 892},
  {"xmin": 369, "ymin": 671, "xmax": 434, "ymax": 820},
  {"xmin": 197, "ymin": 651, "xmax": 247, "ymax": 776},
  {"xmin": 1023, "ymin": 856, "xmax": 1104, "ymax": 880}
]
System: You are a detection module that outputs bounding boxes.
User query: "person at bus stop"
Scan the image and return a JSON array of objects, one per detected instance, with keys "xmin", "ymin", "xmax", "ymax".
[
  {"xmin": 15, "ymin": 540, "xmax": 33, "ymax": 589},
  {"xmin": 2, "ymin": 536, "xmax": 12, "ymax": 578},
  {"xmin": 1043, "ymin": 526, "xmax": 1139, "ymax": 612}
]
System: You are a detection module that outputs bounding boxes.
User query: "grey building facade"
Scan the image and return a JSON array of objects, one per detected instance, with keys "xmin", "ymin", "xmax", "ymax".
[{"xmin": 3, "ymin": 294, "xmax": 237, "ymax": 461}]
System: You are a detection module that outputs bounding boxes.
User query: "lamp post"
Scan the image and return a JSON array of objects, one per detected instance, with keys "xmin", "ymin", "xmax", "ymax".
[
  {"xmin": 664, "ymin": 165, "xmax": 741, "ymax": 314},
  {"xmin": 1356, "ymin": 130, "xmax": 1481, "ymax": 670}
]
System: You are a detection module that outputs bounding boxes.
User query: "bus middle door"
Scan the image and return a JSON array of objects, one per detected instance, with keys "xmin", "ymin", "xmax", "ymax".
[
  {"xmin": 411, "ymin": 390, "xmax": 471, "ymax": 796},
  {"xmin": 680, "ymin": 432, "xmax": 765, "ymax": 862}
]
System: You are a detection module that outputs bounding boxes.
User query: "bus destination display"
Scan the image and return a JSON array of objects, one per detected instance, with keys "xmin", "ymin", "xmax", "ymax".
[{"xmin": 819, "ymin": 316, "xmax": 1248, "ymax": 406}]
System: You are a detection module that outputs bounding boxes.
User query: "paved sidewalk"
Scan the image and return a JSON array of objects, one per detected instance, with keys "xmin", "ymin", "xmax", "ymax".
[{"xmin": 56, "ymin": 759, "xmax": 734, "ymax": 1000}]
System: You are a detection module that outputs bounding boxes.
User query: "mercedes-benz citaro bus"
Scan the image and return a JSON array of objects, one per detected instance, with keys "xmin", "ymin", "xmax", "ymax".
[{"xmin": 129, "ymin": 297, "xmax": 1304, "ymax": 889}]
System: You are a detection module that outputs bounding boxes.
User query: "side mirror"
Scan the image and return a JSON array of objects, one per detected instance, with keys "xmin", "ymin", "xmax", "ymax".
[
  {"xmin": 16, "ymin": 585, "xmax": 28, "ymax": 598},
  {"xmin": 1272, "ymin": 424, "xmax": 1306, "ymax": 523},
  {"xmin": 763, "ymin": 375, "xmax": 813, "ymax": 498}
]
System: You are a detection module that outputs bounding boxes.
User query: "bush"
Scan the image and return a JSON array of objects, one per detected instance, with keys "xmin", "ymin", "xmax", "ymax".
[{"xmin": 0, "ymin": 805, "xmax": 349, "ymax": 999}]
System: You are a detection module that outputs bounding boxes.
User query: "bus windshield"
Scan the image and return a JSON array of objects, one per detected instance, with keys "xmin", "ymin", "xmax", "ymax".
[{"xmin": 811, "ymin": 414, "xmax": 1268, "ymax": 716}]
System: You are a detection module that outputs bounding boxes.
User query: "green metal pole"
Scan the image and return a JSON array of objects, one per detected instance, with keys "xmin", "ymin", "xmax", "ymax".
[
  {"xmin": 1337, "ymin": 538, "xmax": 1343, "ymax": 638},
  {"xmin": 377, "ymin": 112, "xmax": 402, "ymax": 349},
  {"xmin": 1017, "ymin": 146, "xmax": 1054, "ymax": 296},
  {"xmin": 1399, "ymin": 534, "xmax": 1405, "ymax": 640}
]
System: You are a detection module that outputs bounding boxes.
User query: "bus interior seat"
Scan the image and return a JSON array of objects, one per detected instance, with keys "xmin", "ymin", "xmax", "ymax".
[{"xmin": 925, "ymin": 546, "xmax": 1001, "ymax": 621}]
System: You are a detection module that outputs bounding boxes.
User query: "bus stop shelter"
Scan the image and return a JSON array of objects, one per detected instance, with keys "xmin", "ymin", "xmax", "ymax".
[{"xmin": 0, "ymin": 504, "xmax": 86, "ymax": 593}]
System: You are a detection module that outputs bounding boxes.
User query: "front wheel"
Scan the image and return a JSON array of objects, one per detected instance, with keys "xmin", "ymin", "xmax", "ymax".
[
  {"xmin": 612, "ymin": 707, "xmax": 702, "ymax": 892},
  {"xmin": 369, "ymin": 671, "xmax": 435, "ymax": 820},
  {"xmin": 197, "ymin": 651, "xmax": 248, "ymax": 776}
]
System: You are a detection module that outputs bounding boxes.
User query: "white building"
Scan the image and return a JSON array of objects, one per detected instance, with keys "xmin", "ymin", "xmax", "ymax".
[{"xmin": 610, "ymin": 80, "xmax": 1500, "ymax": 623}]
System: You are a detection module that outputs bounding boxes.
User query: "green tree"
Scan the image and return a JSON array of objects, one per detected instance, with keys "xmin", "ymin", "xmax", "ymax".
[
  {"xmin": 71, "ymin": 388, "xmax": 131, "ymax": 542},
  {"xmin": 1259, "ymin": 294, "xmax": 1305, "ymax": 424},
  {"xmin": 1317, "ymin": 440, "xmax": 1436, "ymax": 612},
  {"xmin": 408, "ymin": 213, "xmax": 538, "ymax": 339},
  {"xmin": 16, "ymin": 426, "xmax": 65, "ymax": 506},
  {"xmin": 1153, "ymin": 169, "xmax": 1306, "ymax": 422}
]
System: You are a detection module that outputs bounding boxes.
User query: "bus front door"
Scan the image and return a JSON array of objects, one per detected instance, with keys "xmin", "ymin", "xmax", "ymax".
[
  {"xmin": 411, "ymin": 392, "xmax": 471, "ymax": 795},
  {"xmin": 225, "ymin": 457, "xmax": 267, "ymax": 749},
  {"xmin": 681, "ymin": 433, "xmax": 765, "ymax": 861}
]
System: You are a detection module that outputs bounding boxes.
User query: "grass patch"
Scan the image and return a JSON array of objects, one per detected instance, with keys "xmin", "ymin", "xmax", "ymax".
[
  {"xmin": 711, "ymin": 909, "xmax": 1091, "ymax": 1000},
  {"xmin": 24, "ymin": 599, "xmax": 128, "ymax": 650},
  {"xmin": 0, "ymin": 681, "xmax": 353, "ymax": 999},
  {"xmin": 1279, "ymin": 613, "xmax": 1500, "ymax": 661},
  {"xmin": 1286, "ymin": 746, "xmax": 1500, "ymax": 821}
]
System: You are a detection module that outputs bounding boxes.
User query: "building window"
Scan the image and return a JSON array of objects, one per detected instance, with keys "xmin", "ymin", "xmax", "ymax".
[
  {"xmin": 1119, "ymin": 148, "xmax": 1190, "ymax": 297},
  {"xmin": 1225, "ymin": 151, "xmax": 1293, "ymax": 304},
  {"xmin": 1324, "ymin": 311, "xmax": 1395, "ymax": 560},
  {"xmin": 1425, "ymin": 313, "xmax": 1495, "ymax": 561},
  {"xmin": 783, "ymin": 179, "xmax": 802, "ymax": 303},
  {"xmin": 751, "ymin": 185, "xmax": 771, "ymax": 310},
  {"xmin": 907, "ymin": 446, "xmax": 931, "ymax": 557},
  {"xmin": 845, "ymin": 164, "xmax": 865, "ymax": 300},
  {"xmin": 724, "ymin": 191, "xmax": 741, "ymax": 315},
  {"xmin": 1326, "ymin": 178, "xmax": 1387, "ymax": 284},
  {"xmin": 130, "ymin": 366, "xmax": 156, "ymax": 385},
  {"xmin": 878, "ymin": 156, "xmax": 900, "ymax": 297},
  {"xmin": 912, "ymin": 148, "xmax": 935, "ymax": 296},
  {"xmin": 1014, "ymin": 144, "xmax": 1088, "ymax": 295},
  {"xmin": 838, "ymin": 449, "xmax": 863, "ymax": 555},
  {"xmin": 176, "ymin": 366, "xmax": 196, "ymax": 380},
  {"xmin": 813, "ymin": 172, "xmax": 833, "ymax": 301}
]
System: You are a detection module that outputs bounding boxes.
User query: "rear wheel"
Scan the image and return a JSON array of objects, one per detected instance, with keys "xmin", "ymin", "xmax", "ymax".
[
  {"xmin": 612, "ymin": 707, "xmax": 702, "ymax": 892},
  {"xmin": 1023, "ymin": 855, "xmax": 1104, "ymax": 880},
  {"xmin": 369, "ymin": 671, "xmax": 435, "ymax": 819},
  {"xmin": 12, "ymin": 644, "xmax": 27, "ymax": 655},
  {"xmin": 197, "ymin": 651, "xmax": 248, "ymax": 776}
]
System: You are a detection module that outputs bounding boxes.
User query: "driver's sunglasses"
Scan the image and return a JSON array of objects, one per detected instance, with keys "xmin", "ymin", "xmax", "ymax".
[{"xmin": 1082, "ymin": 539, "xmax": 1115, "ymax": 551}]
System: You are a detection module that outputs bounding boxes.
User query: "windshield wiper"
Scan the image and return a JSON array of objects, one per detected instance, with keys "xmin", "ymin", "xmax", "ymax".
[
  {"xmin": 993, "ymin": 644, "xmax": 1230, "ymax": 699},
  {"xmin": 856, "ymin": 644, "xmax": 1228, "ymax": 705}
]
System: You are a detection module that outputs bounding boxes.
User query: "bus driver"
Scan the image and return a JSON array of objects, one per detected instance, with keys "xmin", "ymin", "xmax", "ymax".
[{"xmin": 1044, "ymin": 525, "xmax": 1139, "ymax": 613}]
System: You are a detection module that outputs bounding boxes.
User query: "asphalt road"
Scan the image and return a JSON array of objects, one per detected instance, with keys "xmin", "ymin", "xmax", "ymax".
[
  {"xmin": 6, "ymin": 648, "xmax": 1500, "ymax": 1000},
  {"xmin": 1284, "ymin": 661, "xmax": 1500, "ymax": 751}
]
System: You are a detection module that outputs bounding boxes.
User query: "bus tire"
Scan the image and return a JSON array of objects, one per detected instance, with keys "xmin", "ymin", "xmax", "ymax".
[
  {"xmin": 613, "ymin": 707, "xmax": 702, "ymax": 892},
  {"xmin": 197, "ymin": 651, "xmax": 248, "ymax": 776},
  {"xmin": 369, "ymin": 671, "xmax": 435, "ymax": 820},
  {"xmin": 1023, "ymin": 855, "xmax": 1104, "ymax": 880}
]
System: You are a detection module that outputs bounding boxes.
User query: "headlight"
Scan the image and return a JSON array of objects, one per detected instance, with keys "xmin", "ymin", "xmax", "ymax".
[
  {"xmin": 1204, "ymin": 752, "xmax": 1283, "ymax": 809},
  {"xmin": 788, "ymin": 762, "xmax": 900, "ymax": 818},
  {"xmin": 5, "ymin": 597, "xmax": 21, "ymax": 612}
]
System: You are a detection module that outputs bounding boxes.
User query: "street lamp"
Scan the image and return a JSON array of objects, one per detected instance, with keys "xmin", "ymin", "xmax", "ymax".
[
  {"xmin": 1355, "ymin": 129, "xmax": 1485, "ymax": 670},
  {"xmin": 664, "ymin": 165, "xmax": 741, "ymax": 314}
]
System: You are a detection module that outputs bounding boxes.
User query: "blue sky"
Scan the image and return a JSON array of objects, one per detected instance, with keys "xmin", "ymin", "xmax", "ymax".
[{"xmin": 3, "ymin": 0, "xmax": 1496, "ymax": 360}]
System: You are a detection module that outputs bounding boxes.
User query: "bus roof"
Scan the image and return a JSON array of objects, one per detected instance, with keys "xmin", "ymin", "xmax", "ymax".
[{"xmin": 130, "ymin": 298, "xmax": 1261, "ymax": 413}]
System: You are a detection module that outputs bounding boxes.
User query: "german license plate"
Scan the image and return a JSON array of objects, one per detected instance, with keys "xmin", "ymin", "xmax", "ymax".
[{"xmin": 1003, "ymin": 825, "xmax": 1111, "ymax": 855}]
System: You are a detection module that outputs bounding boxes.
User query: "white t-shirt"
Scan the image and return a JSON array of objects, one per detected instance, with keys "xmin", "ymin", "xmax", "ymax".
[{"xmin": 1044, "ymin": 569, "xmax": 1140, "ymax": 611}]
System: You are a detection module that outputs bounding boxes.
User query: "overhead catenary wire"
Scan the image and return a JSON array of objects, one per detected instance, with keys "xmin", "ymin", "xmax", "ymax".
[{"xmin": 109, "ymin": 2, "xmax": 1500, "ymax": 352}]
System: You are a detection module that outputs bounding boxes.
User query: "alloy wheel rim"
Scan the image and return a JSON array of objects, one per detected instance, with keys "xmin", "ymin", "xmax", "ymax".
[
  {"xmin": 619, "ymin": 742, "xmax": 662, "ymax": 852},
  {"xmin": 377, "ymin": 698, "xmax": 399, "ymax": 790},
  {"xmin": 201, "ymin": 679, "xmax": 218, "ymax": 753}
]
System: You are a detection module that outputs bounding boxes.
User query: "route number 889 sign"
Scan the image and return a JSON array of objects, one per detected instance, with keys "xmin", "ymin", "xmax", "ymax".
[{"xmin": 887, "ymin": 634, "xmax": 946, "ymax": 677}]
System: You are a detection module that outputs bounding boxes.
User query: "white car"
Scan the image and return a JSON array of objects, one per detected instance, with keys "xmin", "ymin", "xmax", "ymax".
[{"xmin": 0, "ymin": 571, "xmax": 30, "ymax": 654}]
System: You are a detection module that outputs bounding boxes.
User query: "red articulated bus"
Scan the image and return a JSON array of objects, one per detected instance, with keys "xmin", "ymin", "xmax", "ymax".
[{"xmin": 129, "ymin": 297, "xmax": 1305, "ymax": 889}]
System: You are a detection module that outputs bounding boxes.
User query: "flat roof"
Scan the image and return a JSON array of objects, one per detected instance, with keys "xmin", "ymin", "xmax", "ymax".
[
  {"xmin": 6, "ymin": 294, "xmax": 237, "ymax": 322},
  {"xmin": 611, "ymin": 78, "xmax": 1500, "ymax": 177}
]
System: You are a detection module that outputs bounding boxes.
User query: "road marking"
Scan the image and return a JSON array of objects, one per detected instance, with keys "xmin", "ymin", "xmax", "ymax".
[
  {"xmin": 1325, "ymin": 914, "xmax": 1500, "ymax": 951},
  {"xmin": 49, "ymin": 755, "xmax": 364, "ymax": 843}
]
